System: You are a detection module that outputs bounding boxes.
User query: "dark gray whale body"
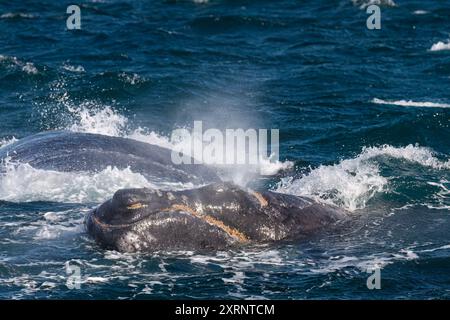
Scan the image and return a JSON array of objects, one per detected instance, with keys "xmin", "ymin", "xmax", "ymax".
[
  {"xmin": 1, "ymin": 131, "xmax": 348, "ymax": 252},
  {"xmin": 0, "ymin": 131, "xmax": 220, "ymax": 185},
  {"xmin": 86, "ymin": 182, "xmax": 347, "ymax": 252}
]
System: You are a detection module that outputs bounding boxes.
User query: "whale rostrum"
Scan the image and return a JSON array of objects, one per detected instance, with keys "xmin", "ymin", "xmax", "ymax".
[{"xmin": 86, "ymin": 182, "xmax": 347, "ymax": 252}]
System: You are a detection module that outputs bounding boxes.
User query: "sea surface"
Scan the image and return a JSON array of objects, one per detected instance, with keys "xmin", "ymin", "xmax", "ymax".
[{"xmin": 0, "ymin": 0, "xmax": 449, "ymax": 299}]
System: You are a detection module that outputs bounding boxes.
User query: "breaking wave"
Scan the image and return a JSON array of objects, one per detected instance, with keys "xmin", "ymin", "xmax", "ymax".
[
  {"xmin": 0, "ymin": 55, "xmax": 38, "ymax": 75},
  {"xmin": 275, "ymin": 145, "xmax": 450, "ymax": 211},
  {"xmin": 0, "ymin": 157, "xmax": 155, "ymax": 203},
  {"xmin": 372, "ymin": 98, "xmax": 450, "ymax": 109},
  {"xmin": 0, "ymin": 12, "xmax": 35, "ymax": 19},
  {"xmin": 351, "ymin": 0, "xmax": 396, "ymax": 9},
  {"xmin": 429, "ymin": 40, "xmax": 450, "ymax": 52}
]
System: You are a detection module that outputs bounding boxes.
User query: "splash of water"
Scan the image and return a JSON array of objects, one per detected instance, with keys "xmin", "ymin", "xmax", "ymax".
[
  {"xmin": 0, "ymin": 137, "xmax": 18, "ymax": 148},
  {"xmin": 430, "ymin": 40, "xmax": 450, "ymax": 52},
  {"xmin": 0, "ymin": 157, "xmax": 154, "ymax": 203},
  {"xmin": 275, "ymin": 144, "xmax": 450, "ymax": 211},
  {"xmin": 67, "ymin": 104, "xmax": 128, "ymax": 137},
  {"xmin": 352, "ymin": 0, "xmax": 396, "ymax": 9},
  {"xmin": 373, "ymin": 98, "xmax": 450, "ymax": 109},
  {"xmin": 63, "ymin": 105, "xmax": 293, "ymax": 183},
  {"xmin": 0, "ymin": 54, "xmax": 38, "ymax": 74}
]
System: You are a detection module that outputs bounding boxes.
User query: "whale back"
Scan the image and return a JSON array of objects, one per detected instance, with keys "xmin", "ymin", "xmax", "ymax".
[{"xmin": 0, "ymin": 131, "xmax": 220, "ymax": 185}]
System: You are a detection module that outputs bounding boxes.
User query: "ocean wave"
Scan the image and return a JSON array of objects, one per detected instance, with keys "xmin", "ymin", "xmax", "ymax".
[
  {"xmin": 33, "ymin": 223, "xmax": 83, "ymax": 240},
  {"xmin": 372, "ymin": 98, "xmax": 450, "ymax": 108},
  {"xmin": 22, "ymin": 62, "xmax": 38, "ymax": 75},
  {"xmin": 0, "ymin": 158, "xmax": 155, "ymax": 203},
  {"xmin": 94, "ymin": 71, "xmax": 148, "ymax": 87},
  {"xmin": 0, "ymin": 12, "xmax": 35, "ymax": 19},
  {"xmin": 419, "ymin": 244, "xmax": 450, "ymax": 253},
  {"xmin": 186, "ymin": 246, "xmax": 418, "ymax": 277},
  {"xmin": 309, "ymin": 249, "xmax": 418, "ymax": 274},
  {"xmin": 118, "ymin": 72, "xmax": 145, "ymax": 85},
  {"xmin": 62, "ymin": 64, "xmax": 85, "ymax": 73},
  {"xmin": 351, "ymin": 0, "xmax": 396, "ymax": 9},
  {"xmin": 426, "ymin": 180, "xmax": 450, "ymax": 210},
  {"xmin": 275, "ymin": 145, "xmax": 450, "ymax": 211},
  {"xmin": 276, "ymin": 157, "xmax": 387, "ymax": 212},
  {"xmin": 360, "ymin": 145, "xmax": 450, "ymax": 170},
  {"xmin": 0, "ymin": 55, "xmax": 38, "ymax": 74},
  {"xmin": 429, "ymin": 40, "xmax": 450, "ymax": 52}
]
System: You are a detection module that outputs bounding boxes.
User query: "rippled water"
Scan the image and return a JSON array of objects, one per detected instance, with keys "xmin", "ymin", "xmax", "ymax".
[{"xmin": 0, "ymin": 0, "xmax": 449, "ymax": 299}]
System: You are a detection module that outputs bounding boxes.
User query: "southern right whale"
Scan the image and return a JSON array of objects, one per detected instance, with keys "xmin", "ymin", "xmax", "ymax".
[
  {"xmin": 0, "ymin": 131, "xmax": 220, "ymax": 185},
  {"xmin": 86, "ymin": 182, "xmax": 348, "ymax": 252},
  {"xmin": 0, "ymin": 131, "xmax": 348, "ymax": 252}
]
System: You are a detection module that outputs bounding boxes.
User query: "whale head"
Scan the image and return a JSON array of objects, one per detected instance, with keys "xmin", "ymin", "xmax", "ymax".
[
  {"xmin": 85, "ymin": 183, "xmax": 347, "ymax": 252},
  {"xmin": 85, "ymin": 187, "xmax": 243, "ymax": 252}
]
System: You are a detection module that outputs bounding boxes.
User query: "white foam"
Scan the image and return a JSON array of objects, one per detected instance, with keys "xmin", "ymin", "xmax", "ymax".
[
  {"xmin": 0, "ymin": 155, "xmax": 199, "ymax": 203},
  {"xmin": 360, "ymin": 145, "xmax": 450, "ymax": 170},
  {"xmin": 0, "ymin": 158, "xmax": 155, "ymax": 203},
  {"xmin": 0, "ymin": 13, "xmax": 35, "ymax": 19},
  {"xmin": 0, "ymin": 55, "xmax": 38, "ymax": 74},
  {"xmin": 0, "ymin": 136, "xmax": 18, "ymax": 148},
  {"xmin": 352, "ymin": 0, "xmax": 396, "ymax": 9},
  {"xmin": 310, "ymin": 249, "xmax": 419, "ymax": 274},
  {"xmin": 43, "ymin": 211, "xmax": 61, "ymax": 222},
  {"xmin": 372, "ymin": 98, "xmax": 450, "ymax": 109},
  {"xmin": 187, "ymin": 246, "xmax": 419, "ymax": 278},
  {"xmin": 413, "ymin": 10, "xmax": 428, "ymax": 15},
  {"xmin": 67, "ymin": 104, "xmax": 128, "ymax": 137},
  {"xmin": 276, "ymin": 160, "xmax": 386, "ymax": 211},
  {"xmin": 84, "ymin": 277, "xmax": 109, "ymax": 283},
  {"xmin": 275, "ymin": 144, "xmax": 450, "ymax": 211},
  {"xmin": 62, "ymin": 64, "xmax": 85, "ymax": 73},
  {"xmin": 419, "ymin": 244, "xmax": 450, "ymax": 253},
  {"xmin": 60, "ymin": 102, "xmax": 169, "ymax": 148},
  {"xmin": 258, "ymin": 154, "xmax": 294, "ymax": 176},
  {"xmin": 430, "ymin": 40, "xmax": 450, "ymax": 52},
  {"xmin": 126, "ymin": 127, "xmax": 174, "ymax": 150},
  {"xmin": 426, "ymin": 179, "xmax": 450, "ymax": 210},
  {"xmin": 21, "ymin": 62, "xmax": 38, "ymax": 75},
  {"xmin": 118, "ymin": 72, "xmax": 144, "ymax": 85},
  {"xmin": 33, "ymin": 224, "xmax": 81, "ymax": 240}
]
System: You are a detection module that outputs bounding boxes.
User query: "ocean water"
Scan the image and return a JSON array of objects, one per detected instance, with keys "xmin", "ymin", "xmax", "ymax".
[{"xmin": 0, "ymin": 0, "xmax": 449, "ymax": 299}]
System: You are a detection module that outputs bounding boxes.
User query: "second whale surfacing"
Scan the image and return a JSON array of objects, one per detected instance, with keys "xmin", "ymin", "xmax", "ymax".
[
  {"xmin": 86, "ymin": 182, "xmax": 348, "ymax": 252},
  {"xmin": 0, "ymin": 131, "xmax": 220, "ymax": 185}
]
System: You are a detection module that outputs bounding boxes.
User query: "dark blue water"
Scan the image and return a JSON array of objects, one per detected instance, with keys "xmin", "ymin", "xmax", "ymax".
[{"xmin": 1, "ymin": 0, "xmax": 449, "ymax": 299}]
